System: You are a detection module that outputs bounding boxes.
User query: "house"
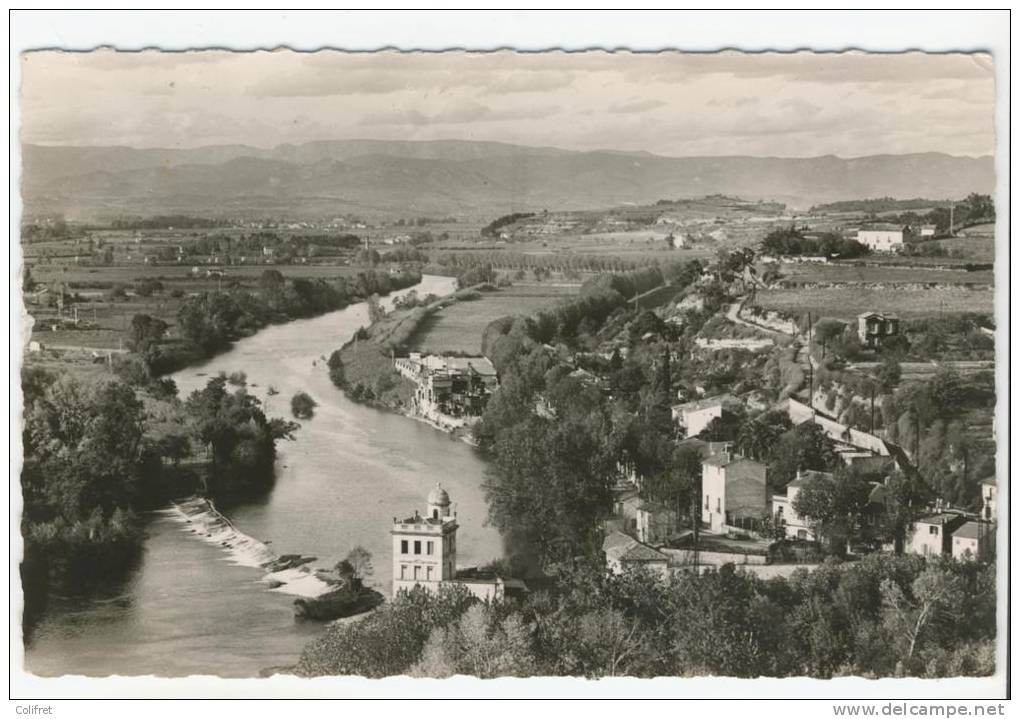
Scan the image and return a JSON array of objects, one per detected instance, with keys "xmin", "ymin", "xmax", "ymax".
[
  {"xmin": 857, "ymin": 312, "xmax": 900, "ymax": 348},
  {"xmin": 771, "ymin": 470, "xmax": 831, "ymax": 541},
  {"xmin": 391, "ymin": 485, "xmax": 506, "ymax": 602},
  {"xmin": 701, "ymin": 450, "xmax": 768, "ymax": 533},
  {"xmin": 602, "ymin": 531, "xmax": 670, "ymax": 578},
  {"xmin": 611, "ymin": 485, "xmax": 642, "ymax": 534},
  {"xmin": 857, "ymin": 224, "xmax": 905, "ymax": 252},
  {"xmin": 951, "ymin": 521, "xmax": 994, "ymax": 562},
  {"xmin": 906, "ymin": 513, "xmax": 967, "ymax": 557},
  {"xmin": 635, "ymin": 501, "xmax": 678, "ymax": 545},
  {"xmin": 918, "ymin": 224, "xmax": 937, "ymax": 237},
  {"xmin": 395, "ymin": 353, "xmax": 499, "ymax": 424},
  {"xmin": 980, "ymin": 477, "xmax": 996, "ymax": 522},
  {"xmin": 671, "ymin": 394, "xmax": 743, "ymax": 439}
]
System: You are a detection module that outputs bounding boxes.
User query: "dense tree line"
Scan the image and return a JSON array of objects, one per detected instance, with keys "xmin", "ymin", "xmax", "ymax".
[
  {"xmin": 761, "ymin": 226, "xmax": 870, "ymax": 259},
  {"xmin": 139, "ymin": 268, "xmax": 420, "ymax": 374},
  {"xmin": 20, "ymin": 368, "xmax": 296, "ymax": 632},
  {"xmin": 480, "ymin": 212, "xmax": 536, "ymax": 237},
  {"xmin": 297, "ymin": 554, "xmax": 994, "ymax": 679},
  {"xmin": 110, "ymin": 215, "xmax": 230, "ymax": 230}
]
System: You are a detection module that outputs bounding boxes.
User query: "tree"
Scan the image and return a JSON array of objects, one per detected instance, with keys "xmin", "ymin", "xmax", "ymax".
[
  {"xmin": 345, "ymin": 546, "xmax": 374, "ymax": 585},
  {"xmin": 484, "ymin": 414, "xmax": 615, "ymax": 565},
  {"xmin": 881, "ymin": 564, "xmax": 966, "ymax": 668},
  {"xmin": 769, "ymin": 422, "xmax": 840, "ymax": 490},
  {"xmin": 291, "ymin": 391, "xmax": 317, "ymax": 420},
  {"xmin": 411, "ymin": 604, "xmax": 535, "ymax": 678},
  {"xmin": 736, "ymin": 410, "xmax": 792, "ymax": 462},
  {"xmin": 792, "ymin": 467, "xmax": 873, "ymax": 555},
  {"xmin": 874, "ymin": 356, "xmax": 902, "ymax": 393}
]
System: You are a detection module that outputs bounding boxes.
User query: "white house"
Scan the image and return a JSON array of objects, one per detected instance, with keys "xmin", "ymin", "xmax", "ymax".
[
  {"xmin": 771, "ymin": 470, "xmax": 832, "ymax": 541},
  {"xmin": 918, "ymin": 224, "xmax": 937, "ymax": 237},
  {"xmin": 671, "ymin": 394, "xmax": 743, "ymax": 439},
  {"xmin": 951, "ymin": 521, "xmax": 994, "ymax": 562},
  {"xmin": 857, "ymin": 224, "xmax": 905, "ymax": 252},
  {"xmin": 391, "ymin": 485, "xmax": 504, "ymax": 601},
  {"xmin": 701, "ymin": 451, "xmax": 768, "ymax": 533},
  {"xmin": 906, "ymin": 513, "xmax": 967, "ymax": 558}
]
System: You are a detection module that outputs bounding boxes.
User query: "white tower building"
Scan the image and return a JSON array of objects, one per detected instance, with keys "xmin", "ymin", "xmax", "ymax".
[{"xmin": 391, "ymin": 484, "xmax": 458, "ymax": 597}]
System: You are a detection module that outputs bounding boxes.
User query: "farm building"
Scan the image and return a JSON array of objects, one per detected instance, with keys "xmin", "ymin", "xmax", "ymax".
[
  {"xmin": 857, "ymin": 223, "xmax": 906, "ymax": 252},
  {"xmin": 856, "ymin": 311, "xmax": 900, "ymax": 348}
]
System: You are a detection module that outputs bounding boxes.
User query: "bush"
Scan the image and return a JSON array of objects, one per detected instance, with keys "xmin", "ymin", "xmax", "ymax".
[
  {"xmin": 291, "ymin": 391, "xmax": 317, "ymax": 420},
  {"xmin": 227, "ymin": 371, "xmax": 247, "ymax": 387}
]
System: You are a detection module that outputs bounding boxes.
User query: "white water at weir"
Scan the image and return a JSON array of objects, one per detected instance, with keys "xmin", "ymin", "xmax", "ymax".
[
  {"xmin": 162, "ymin": 498, "xmax": 333, "ymax": 599},
  {"xmin": 25, "ymin": 274, "xmax": 504, "ymax": 677}
]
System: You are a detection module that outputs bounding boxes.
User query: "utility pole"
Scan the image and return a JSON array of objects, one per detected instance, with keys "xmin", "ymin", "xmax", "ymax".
[
  {"xmin": 949, "ymin": 203, "xmax": 955, "ymax": 237},
  {"xmin": 806, "ymin": 311, "xmax": 813, "ymax": 408},
  {"xmin": 870, "ymin": 384, "xmax": 876, "ymax": 434}
]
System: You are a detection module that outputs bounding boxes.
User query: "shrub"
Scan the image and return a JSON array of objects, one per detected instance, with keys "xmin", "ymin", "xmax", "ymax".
[{"xmin": 291, "ymin": 391, "xmax": 317, "ymax": 420}]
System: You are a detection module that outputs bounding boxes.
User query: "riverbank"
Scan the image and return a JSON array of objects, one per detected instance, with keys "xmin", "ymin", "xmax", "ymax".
[
  {"xmin": 325, "ymin": 283, "xmax": 494, "ymax": 418},
  {"xmin": 25, "ymin": 273, "xmax": 502, "ymax": 677}
]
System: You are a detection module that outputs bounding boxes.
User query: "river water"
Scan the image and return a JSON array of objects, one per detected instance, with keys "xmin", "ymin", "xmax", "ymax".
[{"xmin": 23, "ymin": 275, "xmax": 504, "ymax": 677}]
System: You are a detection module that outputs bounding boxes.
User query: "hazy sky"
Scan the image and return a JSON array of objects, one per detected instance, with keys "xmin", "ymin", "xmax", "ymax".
[{"xmin": 20, "ymin": 50, "xmax": 995, "ymax": 157}]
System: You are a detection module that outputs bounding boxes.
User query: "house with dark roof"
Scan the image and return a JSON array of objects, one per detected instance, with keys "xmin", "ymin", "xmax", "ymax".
[
  {"xmin": 602, "ymin": 531, "xmax": 670, "ymax": 577},
  {"xmin": 857, "ymin": 311, "xmax": 900, "ymax": 348},
  {"xmin": 701, "ymin": 450, "xmax": 767, "ymax": 533}
]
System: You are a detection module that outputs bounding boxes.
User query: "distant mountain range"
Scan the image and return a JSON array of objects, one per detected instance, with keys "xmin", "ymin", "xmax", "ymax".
[{"xmin": 19, "ymin": 140, "xmax": 995, "ymax": 221}]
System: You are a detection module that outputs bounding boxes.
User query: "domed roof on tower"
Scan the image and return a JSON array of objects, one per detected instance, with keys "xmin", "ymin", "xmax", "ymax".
[{"xmin": 427, "ymin": 483, "xmax": 451, "ymax": 507}]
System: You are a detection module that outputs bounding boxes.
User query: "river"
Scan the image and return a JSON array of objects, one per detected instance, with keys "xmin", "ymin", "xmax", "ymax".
[{"xmin": 23, "ymin": 274, "xmax": 504, "ymax": 677}]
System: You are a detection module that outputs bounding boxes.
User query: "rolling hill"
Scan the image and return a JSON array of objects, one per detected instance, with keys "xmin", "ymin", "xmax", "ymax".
[{"xmin": 19, "ymin": 140, "xmax": 995, "ymax": 221}]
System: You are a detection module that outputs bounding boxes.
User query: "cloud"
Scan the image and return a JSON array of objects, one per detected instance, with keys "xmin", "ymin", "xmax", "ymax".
[
  {"xmin": 359, "ymin": 102, "xmax": 560, "ymax": 126},
  {"xmin": 608, "ymin": 99, "xmax": 666, "ymax": 114}
]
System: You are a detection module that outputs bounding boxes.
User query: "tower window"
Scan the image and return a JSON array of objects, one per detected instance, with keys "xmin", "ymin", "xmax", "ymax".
[
  {"xmin": 433, "ymin": 509, "xmax": 439, "ymax": 519},
  {"xmin": 400, "ymin": 540, "xmax": 408, "ymax": 554},
  {"xmin": 414, "ymin": 540, "xmax": 421, "ymax": 555}
]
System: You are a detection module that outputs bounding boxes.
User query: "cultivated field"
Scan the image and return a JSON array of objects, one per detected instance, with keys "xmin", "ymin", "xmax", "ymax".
[
  {"xmin": 751, "ymin": 286, "xmax": 994, "ymax": 321},
  {"xmin": 773, "ymin": 263, "xmax": 994, "ymax": 287},
  {"xmin": 407, "ymin": 283, "xmax": 579, "ymax": 354}
]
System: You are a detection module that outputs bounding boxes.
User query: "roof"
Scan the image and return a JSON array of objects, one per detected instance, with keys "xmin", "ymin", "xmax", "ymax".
[
  {"xmin": 980, "ymin": 475, "xmax": 997, "ymax": 487},
  {"xmin": 859, "ymin": 223, "xmax": 906, "ymax": 232},
  {"xmin": 396, "ymin": 514, "xmax": 446, "ymax": 526},
  {"xmin": 672, "ymin": 393, "xmax": 741, "ymax": 414},
  {"xmin": 952, "ymin": 521, "xmax": 988, "ymax": 540},
  {"xmin": 427, "ymin": 483, "xmax": 451, "ymax": 507},
  {"xmin": 703, "ymin": 452, "xmax": 764, "ymax": 470},
  {"xmin": 917, "ymin": 513, "xmax": 965, "ymax": 526},
  {"xmin": 602, "ymin": 531, "xmax": 669, "ymax": 563},
  {"xmin": 617, "ymin": 542, "xmax": 670, "ymax": 563}
]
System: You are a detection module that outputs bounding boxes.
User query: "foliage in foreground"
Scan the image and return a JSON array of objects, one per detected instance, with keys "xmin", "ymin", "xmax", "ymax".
[{"xmin": 295, "ymin": 554, "xmax": 994, "ymax": 679}]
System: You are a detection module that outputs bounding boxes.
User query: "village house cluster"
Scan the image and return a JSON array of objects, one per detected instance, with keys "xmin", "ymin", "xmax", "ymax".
[
  {"xmin": 394, "ymin": 352, "xmax": 499, "ymax": 429},
  {"xmin": 601, "ymin": 390, "xmax": 997, "ymax": 578}
]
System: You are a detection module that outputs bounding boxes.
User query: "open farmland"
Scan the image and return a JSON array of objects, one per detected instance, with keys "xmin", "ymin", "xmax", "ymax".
[
  {"xmin": 772, "ymin": 262, "xmax": 994, "ymax": 287},
  {"xmin": 407, "ymin": 283, "xmax": 579, "ymax": 354},
  {"xmin": 927, "ymin": 225, "xmax": 996, "ymax": 262},
  {"xmin": 751, "ymin": 286, "xmax": 994, "ymax": 321},
  {"xmin": 25, "ymin": 262, "xmax": 369, "ymax": 351}
]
